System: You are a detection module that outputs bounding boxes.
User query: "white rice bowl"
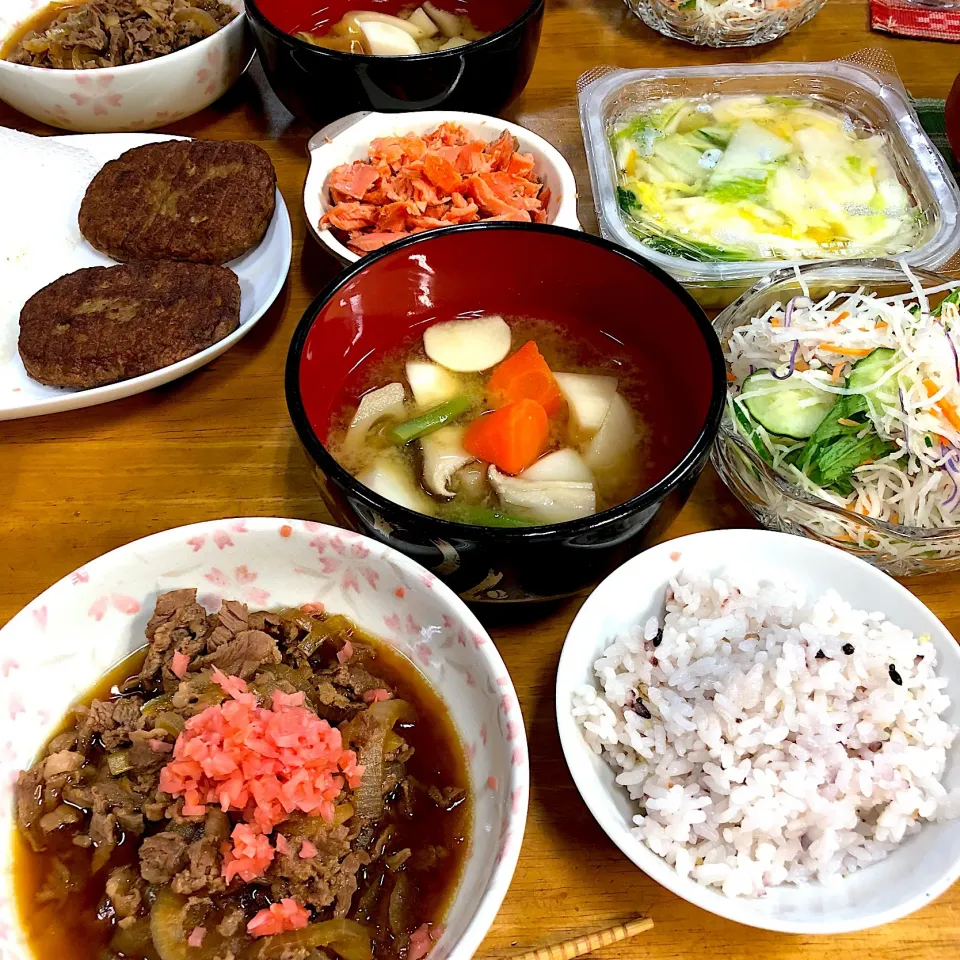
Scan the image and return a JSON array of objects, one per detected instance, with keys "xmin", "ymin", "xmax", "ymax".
[{"xmin": 556, "ymin": 530, "xmax": 960, "ymax": 933}]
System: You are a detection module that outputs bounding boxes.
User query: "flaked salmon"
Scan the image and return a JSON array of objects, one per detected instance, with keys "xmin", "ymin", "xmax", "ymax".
[{"xmin": 320, "ymin": 123, "xmax": 549, "ymax": 254}]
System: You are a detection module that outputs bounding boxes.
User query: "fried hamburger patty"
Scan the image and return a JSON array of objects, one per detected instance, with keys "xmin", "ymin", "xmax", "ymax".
[
  {"xmin": 18, "ymin": 262, "xmax": 241, "ymax": 389},
  {"xmin": 78, "ymin": 139, "xmax": 276, "ymax": 265}
]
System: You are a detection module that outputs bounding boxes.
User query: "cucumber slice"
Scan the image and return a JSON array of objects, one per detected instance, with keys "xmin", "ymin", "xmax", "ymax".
[
  {"xmin": 847, "ymin": 348, "xmax": 899, "ymax": 416},
  {"xmin": 740, "ymin": 371, "xmax": 835, "ymax": 440},
  {"xmin": 934, "ymin": 288, "xmax": 959, "ymax": 316},
  {"xmin": 731, "ymin": 400, "xmax": 773, "ymax": 464}
]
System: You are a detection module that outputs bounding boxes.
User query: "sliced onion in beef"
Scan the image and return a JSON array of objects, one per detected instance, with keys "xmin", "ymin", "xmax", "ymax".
[
  {"xmin": 153, "ymin": 711, "xmax": 186, "ymax": 735},
  {"xmin": 150, "ymin": 889, "xmax": 189, "ymax": 960},
  {"xmin": 349, "ymin": 700, "xmax": 416, "ymax": 821},
  {"xmin": 367, "ymin": 699, "xmax": 415, "ymax": 726},
  {"xmin": 71, "ymin": 44, "xmax": 97, "ymax": 69},
  {"xmin": 387, "ymin": 872, "xmax": 412, "ymax": 935},
  {"xmin": 245, "ymin": 920, "xmax": 372, "ymax": 960},
  {"xmin": 110, "ymin": 917, "xmax": 159, "ymax": 960},
  {"xmin": 141, "ymin": 693, "xmax": 174, "ymax": 717},
  {"xmin": 139, "ymin": 3, "xmax": 165, "ymax": 24},
  {"xmin": 106, "ymin": 750, "xmax": 133, "ymax": 776},
  {"xmin": 91, "ymin": 834, "xmax": 117, "ymax": 874},
  {"xmin": 20, "ymin": 37, "xmax": 52, "ymax": 53},
  {"xmin": 172, "ymin": 8, "xmax": 221, "ymax": 35}
]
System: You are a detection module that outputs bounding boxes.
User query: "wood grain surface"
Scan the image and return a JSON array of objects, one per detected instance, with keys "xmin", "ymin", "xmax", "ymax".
[{"xmin": 2, "ymin": 1, "xmax": 959, "ymax": 957}]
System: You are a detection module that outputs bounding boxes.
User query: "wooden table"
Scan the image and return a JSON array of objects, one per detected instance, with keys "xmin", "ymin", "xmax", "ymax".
[{"xmin": 2, "ymin": 2, "xmax": 959, "ymax": 957}]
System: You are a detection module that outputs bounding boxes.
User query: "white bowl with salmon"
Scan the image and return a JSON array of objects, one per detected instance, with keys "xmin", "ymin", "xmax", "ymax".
[
  {"xmin": 0, "ymin": 518, "xmax": 528, "ymax": 960},
  {"xmin": 303, "ymin": 110, "xmax": 581, "ymax": 263}
]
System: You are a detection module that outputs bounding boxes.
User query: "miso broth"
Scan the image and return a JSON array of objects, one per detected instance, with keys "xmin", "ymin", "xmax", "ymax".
[{"xmin": 327, "ymin": 314, "xmax": 696, "ymax": 527}]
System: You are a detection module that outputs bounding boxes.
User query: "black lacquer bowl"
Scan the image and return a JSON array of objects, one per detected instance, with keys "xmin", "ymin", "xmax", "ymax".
[
  {"xmin": 246, "ymin": 0, "xmax": 544, "ymax": 125},
  {"xmin": 286, "ymin": 223, "xmax": 726, "ymax": 604}
]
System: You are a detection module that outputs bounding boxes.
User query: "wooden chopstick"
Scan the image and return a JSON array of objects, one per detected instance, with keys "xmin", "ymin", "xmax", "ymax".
[{"xmin": 501, "ymin": 917, "xmax": 654, "ymax": 960}]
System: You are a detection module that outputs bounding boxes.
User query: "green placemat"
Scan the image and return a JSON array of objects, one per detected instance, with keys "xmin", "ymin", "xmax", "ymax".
[{"xmin": 914, "ymin": 97, "xmax": 958, "ymax": 179}]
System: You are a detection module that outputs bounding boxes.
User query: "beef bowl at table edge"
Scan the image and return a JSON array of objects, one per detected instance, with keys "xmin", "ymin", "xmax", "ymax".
[
  {"xmin": 0, "ymin": 517, "xmax": 529, "ymax": 960},
  {"xmin": 286, "ymin": 223, "xmax": 726, "ymax": 604},
  {"xmin": 245, "ymin": 0, "xmax": 544, "ymax": 125}
]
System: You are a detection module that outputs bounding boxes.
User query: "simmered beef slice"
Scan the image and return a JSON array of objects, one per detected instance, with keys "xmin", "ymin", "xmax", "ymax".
[
  {"xmin": 139, "ymin": 831, "xmax": 188, "ymax": 884},
  {"xmin": 139, "ymin": 589, "xmax": 213, "ymax": 689},
  {"xmin": 207, "ymin": 599, "xmax": 249, "ymax": 650},
  {"xmin": 319, "ymin": 662, "xmax": 384, "ymax": 704},
  {"xmin": 269, "ymin": 822, "xmax": 370, "ymax": 915},
  {"xmin": 76, "ymin": 695, "xmax": 145, "ymax": 752},
  {"xmin": 138, "ymin": 593, "xmax": 282, "ymax": 689},
  {"xmin": 105, "ymin": 865, "xmax": 145, "ymax": 920},
  {"xmin": 196, "ymin": 630, "xmax": 282, "ymax": 679},
  {"xmin": 170, "ymin": 809, "xmax": 229, "ymax": 895},
  {"xmin": 171, "ymin": 836, "xmax": 226, "ymax": 895},
  {"xmin": 310, "ymin": 681, "xmax": 362, "ymax": 726},
  {"xmin": 15, "ymin": 767, "xmax": 45, "ymax": 844}
]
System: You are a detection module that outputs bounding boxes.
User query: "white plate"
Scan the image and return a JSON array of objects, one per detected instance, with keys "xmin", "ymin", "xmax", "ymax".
[
  {"xmin": 0, "ymin": 517, "xmax": 528, "ymax": 960},
  {"xmin": 0, "ymin": 132, "xmax": 292, "ymax": 420},
  {"xmin": 556, "ymin": 529, "xmax": 960, "ymax": 934},
  {"xmin": 304, "ymin": 110, "xmax": 581, "ymax": 265}
]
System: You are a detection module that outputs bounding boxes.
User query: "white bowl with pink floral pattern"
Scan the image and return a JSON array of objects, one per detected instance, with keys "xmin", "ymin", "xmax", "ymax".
[
  {"xmin": 0, "ymin": 517, "xmax": 528, "ymax": 960},
  {"xmin": 0, "ymin": 0, "xmax": 252, "ymax": 132}
]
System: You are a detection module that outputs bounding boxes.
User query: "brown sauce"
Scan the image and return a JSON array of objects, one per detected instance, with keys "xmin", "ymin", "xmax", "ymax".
[
  {"xmin": 14, "ymin": 621, "xmax": 470, "ymax": 960},
  {"xmin": 0, "ymin": 3, "xmax": 81, "ymax": 62}
]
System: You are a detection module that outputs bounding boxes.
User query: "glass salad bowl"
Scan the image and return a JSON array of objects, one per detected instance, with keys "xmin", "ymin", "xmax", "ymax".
[
  {"xmin": 622, "ymin": 0, "xmax": 826, "ymax": 47},
  {"xmin": 711, "ymin": 260, "xmax": 960, "ymax": 578}
]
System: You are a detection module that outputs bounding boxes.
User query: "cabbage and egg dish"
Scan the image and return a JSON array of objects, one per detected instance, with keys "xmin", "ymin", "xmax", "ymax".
[{"xmin": 612, "ymin": 94, "xmax": 922, "ymax": 262}]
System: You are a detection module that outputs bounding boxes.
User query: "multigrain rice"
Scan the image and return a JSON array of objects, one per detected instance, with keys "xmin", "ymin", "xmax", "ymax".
[{"xmin": 572, "ymin": 570, "xmax": 960, "ymax": 897}]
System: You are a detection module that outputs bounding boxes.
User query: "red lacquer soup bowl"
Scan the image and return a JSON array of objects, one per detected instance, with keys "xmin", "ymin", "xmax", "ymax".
[
  {"xmin": 286, "ymin": 223, "xmax": 725, "ymax": 604},
  {"xmin": 246, "ymin": 0, "xmax": 544, "ymax": 124}
]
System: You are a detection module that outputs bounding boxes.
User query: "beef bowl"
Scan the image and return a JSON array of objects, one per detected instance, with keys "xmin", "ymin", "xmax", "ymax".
[
  {"xmin": 245, "ymin": 0, "xmax": 544, "ymax": 126},
  {"xmin": 0, "ymin": 0, "xmax": 252, "ymax": 133},
  {"xmin": 0, "ymin": 517, "xmax": 528, "ymax": 960},
  {"xmin": 286, "ymin": 223, "xmax": 726, "ymax": 604}
]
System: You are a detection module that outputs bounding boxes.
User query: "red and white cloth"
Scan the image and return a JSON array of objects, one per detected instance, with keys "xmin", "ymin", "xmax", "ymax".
[{"xmin": 871, "ymin": 0, "xmax": 960, "ymax": 41}]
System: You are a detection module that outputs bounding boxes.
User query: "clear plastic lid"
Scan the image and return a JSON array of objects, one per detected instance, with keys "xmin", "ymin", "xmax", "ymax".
[{"xmin": 579, "ymin": 57, "xmax": 960, "ymax": 291}]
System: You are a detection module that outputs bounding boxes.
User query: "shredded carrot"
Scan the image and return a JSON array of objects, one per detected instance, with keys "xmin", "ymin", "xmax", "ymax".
[
  {"xmin": 819, "ymin": 343, "xmax": 872, "ymax": 357},
  {"xmin": 875, "ymin": 321, "xmax": 888, "ymax": 329},
  {"xmin": 794, "ymin": 359, "xmax": 809, "ymax": 372},
  {"xmin": 463, "ymin": 398, "xmax": 549, "ymax": 474},
  {"xmin": 486, "ymin": 342, "xmax": 564, "ymax": 416},
  {"xmin": 726, "ymin": 371, "xmax": 736, "ymax": 382},
  {"xmin": 923, "ymin": 378, "xmax": 960, "ymax": 431},
  {"xmin": 831, "ymin": 362, "xmax": 845, "ymax": 383},
  {"xmin": 890, "ymin": 512, "xmax": 899, "ymax": 523},
  {"xmin": 770, "ymin": 317, "xmax": 781, "ymax": 327},
  {"xmin": 829, "ymin": 311, "xmax": 850, "ymax": 326}
]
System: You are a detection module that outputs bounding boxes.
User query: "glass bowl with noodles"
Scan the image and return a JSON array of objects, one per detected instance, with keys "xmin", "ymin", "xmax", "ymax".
[{"xmin": 713, "ymin": 260, "xmax": 960, "ymax": 577}]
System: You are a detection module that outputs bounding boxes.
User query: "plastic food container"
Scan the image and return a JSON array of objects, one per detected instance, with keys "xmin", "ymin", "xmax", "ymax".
[
  {"xmin": 580, "ymin": 61, "xmax": 960, "ymax": 308},
  {"xmin": 711, "ymin": 260, "xmax": 960, "ymax": 578},
  {"xmin": 621, "ymin": 0, "xmax": 826, "ymax": 47}
]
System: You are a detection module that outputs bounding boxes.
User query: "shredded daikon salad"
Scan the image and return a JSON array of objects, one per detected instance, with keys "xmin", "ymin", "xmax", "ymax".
[
  {"xmin": 726, "ymin": 269, "xmax": 960, "ymax": 531},
  {"xmin": 667, "ymin": 0, "xmax": 810, "ymax": 28}
]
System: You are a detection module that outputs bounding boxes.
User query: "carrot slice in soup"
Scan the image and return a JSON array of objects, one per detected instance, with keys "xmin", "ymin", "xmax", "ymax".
[
  {"xmin": 486, "ymin": 342, "xmax": 564, "ymax": 416},
  {"xmin": 463, "ymin": 399, "xmax": 550, "ymax": 475}
]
